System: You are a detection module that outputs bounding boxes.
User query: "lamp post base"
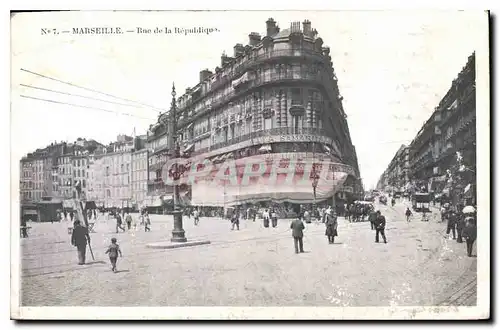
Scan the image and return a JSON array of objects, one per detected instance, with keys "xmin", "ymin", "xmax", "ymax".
[{"xmin": 171, "ymin": 210, "xmax": 187, "ymax": 243}]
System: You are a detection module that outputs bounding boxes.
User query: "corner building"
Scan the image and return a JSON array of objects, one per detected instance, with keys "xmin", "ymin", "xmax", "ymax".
[{"xmin": 174, "ymin": 19, "xmax": 361, "ymax": 206}]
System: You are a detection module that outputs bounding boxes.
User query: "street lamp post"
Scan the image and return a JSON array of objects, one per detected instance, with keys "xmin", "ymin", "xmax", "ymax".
[
  {"xmin": 312, "ymin": 166, "xmax": 319, "ymax": 220},
  {"xmin": 169, "ymin": 83, "xmax": 187, "ymax": 243}
]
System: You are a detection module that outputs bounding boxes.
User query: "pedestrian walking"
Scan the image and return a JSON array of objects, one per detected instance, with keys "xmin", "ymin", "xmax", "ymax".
[
  {"xmin": 70, "ymin": 211, "xmax": 74, "ymax": 221},
  {"xmin": 70, "ymin": 220, "xmax": 90, "ymax": 265},
  {"xmin": 462, "ymin": 217, "xmax": 477, "ymax": 257},
  {"xmin": 421, "ymin": 208, "xmax": 429, "ymax": 222},
  {"xmin": 374, "ymin": 210, "xmax": 387, "ymax": 244},
  {"xmin": 125, "ymin": 212, "xmax": 133, "ymax": 230},
  {"xmin": 456, "ymin": 213, "xmax": 466, "ymax": 243},
  {"xmin": 325, "ymin": 211, "xmax": 338, "ymax": 244},
  {"xmin": 271, "ymin": 209, "xmax": 278, "ymax": 227},
  {"xmin": 303, "ymin": 209, "xmax": 311, "ymax": 224},
  {"xmin": 290, "ymin": 216, "xmax": 305, "ymax": 254},
  {"xmin": 231, "ymin": 209, "xmax": 240, "ymax": 231},
  {"xmin": 144, "ymin": 214, "xmax": 151, "ymax": 232},
  {"xmin": 105, "ymin": 237, "xmax": 123, "ymax": 273},
  {"xmin": 446, "ymin": 210, "xmax": 457, "ymax": 240},
  {"xmin": 440, "ymin": 205, "xmax": 447, "ymax": 222},
  {"xmin": 115, "ymin": 213, "xmax": 125, "ymax": 233},
  {"xmin": 193, "ymin": 208, "xmax": 200, "ymax": 226},
  {"xmin": 405, "ymin": 207, "xmax": 412, "ymax": 222},
  {"xmin": 262, "ymin": 209, "xmax": 270, "ymax": 228},
  {"xmin": 368, "ymin": 209, "xmax": 377, "ymax": 230},
  {"xmin": 20, "ymin": 217, "xmax": 29, "ymax": 238}
]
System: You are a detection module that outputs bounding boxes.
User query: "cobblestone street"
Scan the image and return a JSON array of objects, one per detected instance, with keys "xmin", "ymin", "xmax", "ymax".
[{"xmin": 19, "ymin": 202, "xmax": 477, "ymax": 306}]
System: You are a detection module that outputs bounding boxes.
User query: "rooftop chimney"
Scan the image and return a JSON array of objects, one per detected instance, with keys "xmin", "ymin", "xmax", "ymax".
[
  {"xmin": 221, "ymin": 52, "xmax": 233, "ymax": 66},
  {"xmin": 233, "ymin": 43, "xmax": 245, "ymax": 57},
  {"xmin": 302, "ymin": 20, "xmax": 311, "ymax": 36},
  {"xmin": 248, "ymin": 32, "xmax": 261, "ymax": 46},
  {"xmin": 199, "ymin": 69, "xmax": 213, "ymax": 83},
  {"xmin": 290, "ymin": 21, "xmax": 301, "ymax": 33},
  {"xmin": 266, "ymin": 18, "xmax": 277, "ymax": 37}
]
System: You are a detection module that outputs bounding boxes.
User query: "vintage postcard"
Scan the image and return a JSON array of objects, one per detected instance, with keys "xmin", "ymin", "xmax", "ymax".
[{"xmin": 10, "ymin": 10, "xmax": 490, "ymax": 320}]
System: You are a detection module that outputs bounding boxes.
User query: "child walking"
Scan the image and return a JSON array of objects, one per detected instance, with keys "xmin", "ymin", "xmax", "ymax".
[{"xmin": 105, "ymin": 237, "xmax": 123, "ymax": 273}]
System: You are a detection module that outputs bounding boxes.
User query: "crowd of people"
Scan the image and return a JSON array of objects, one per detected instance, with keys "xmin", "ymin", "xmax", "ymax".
[
  {"xmin": 442, "ymin": 205, "xmax": 477, "ymax": 257},
  {"xmin": 62, "ymin": 193, "xmax": 477, "ymax": 269}
]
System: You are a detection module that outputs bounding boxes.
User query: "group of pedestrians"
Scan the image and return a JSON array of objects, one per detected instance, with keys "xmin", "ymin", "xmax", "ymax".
[
  {"xmin": 444, "ymin": 209, "xmax": 477, "ymax": 257},
  {"xmin": 71, "ymin": 220, "xmax": 124, "ymax": 272},
  {"xmin": 114, "ymin": 211, "xmax": 151, "ymax": 233}
]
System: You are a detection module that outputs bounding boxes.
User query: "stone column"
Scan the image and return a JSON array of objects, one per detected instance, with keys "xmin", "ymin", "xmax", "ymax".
[
  {"xmin": 286, "ymin": 89, "xmax": 294, "ymax": 130},
  {"xmin": 306, "ymin": 95, "xmax": 313, "ymax": 128},
  {"xmin": 280, "ymin": 89, "xmax": 287, "ymax": 128},
  {"xmin": 275, "ymin": 90, "xmax": 281, "ymax": 127}
]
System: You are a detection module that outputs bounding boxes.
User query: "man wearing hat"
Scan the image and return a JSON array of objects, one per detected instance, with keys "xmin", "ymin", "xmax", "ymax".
[
  {"xmin": 446, "ymin": 210, "xmax": 457, "ymax": 240},
  {"xmin": 290, "ymin": 212, "xmax": 306, "ymax": 254},
  {"xmin": 71, "ymin": 220, "xmax": 91, "ymax": 265},
  {"xmin": 462, "ymin": 217, "xmax": 477, "ymax": 257},
  {"xmin": 374, "ymin": 210, "xmax": 387, "ymax": 244}
]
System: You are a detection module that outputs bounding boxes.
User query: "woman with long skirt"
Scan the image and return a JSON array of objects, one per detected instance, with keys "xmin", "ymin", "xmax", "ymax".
[{"xmin": 325, "ymin": 211, "xmax": 338, "ymax": 244}]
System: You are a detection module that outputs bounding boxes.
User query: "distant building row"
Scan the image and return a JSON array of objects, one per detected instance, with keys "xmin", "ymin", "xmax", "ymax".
[
  {"xmin": 377, "ymin": 52, "xmax": 476, "ymax": 204},
  {"xmin": 19, "ymin": 135, "xmax": 150, "ymax": 209}
]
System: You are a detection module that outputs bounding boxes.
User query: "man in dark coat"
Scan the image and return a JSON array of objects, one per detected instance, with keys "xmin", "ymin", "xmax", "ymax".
[
  {"xmin": 462, "ymin": 217, "xmax": 477, "ymax": 257},
  {"xmin": 71, "ymin": 220, "xmax": 90, "ymax": 265},
  {"xmin": 446, "ymin": 211, "xmax": 457, "ymax": 240},
  {"xmin": 290, "ymin": 217, "xmax": 305, "ymax": 254},
  {"xmin": 115, "ymin": 213, "xmax": 125, "ymax": 233},
  {"xmin": 368, "ymin": 209, "xmax": 377, "ymax": 230},
  {"xmin": 325, "ymin": 211, "xmax": 338, "ymax": 244},
  {"xmin": 20, "ymin": 217, "xmax": 28, "ymax": 238},
  {"xmin": 456, "ymin": 213, "xmax": 466, "ymax": 243},
  {"xmin": 374, "ymin": 211, "xmax": 387, "ymax": 243}
]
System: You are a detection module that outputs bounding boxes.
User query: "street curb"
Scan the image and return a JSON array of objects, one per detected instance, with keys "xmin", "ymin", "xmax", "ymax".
[{"xmin": 145, "ymin": 240, "xmax": 211, "ymax": 249}]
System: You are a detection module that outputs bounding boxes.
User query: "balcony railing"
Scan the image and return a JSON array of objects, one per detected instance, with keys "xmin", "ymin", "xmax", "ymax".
[
  {"xmin": 178, "ymin": 71, "xmax": 328, "ymax": 129},
  {"xmin": 191, "ymin": 126, "xmax": 330, "ymax": 156}
]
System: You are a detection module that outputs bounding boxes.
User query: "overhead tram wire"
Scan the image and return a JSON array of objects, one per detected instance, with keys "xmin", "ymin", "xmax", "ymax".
[
  {"xmin": 19, "ymin": 95, "xmax": 156, "ymax": 120},
  {"xmin": 20, "ymin": 68, "xmax": 166, "ymax": 114},
  {"xmin": 20, "ymin": 84, "xmax": 158, "ymax": 110}
]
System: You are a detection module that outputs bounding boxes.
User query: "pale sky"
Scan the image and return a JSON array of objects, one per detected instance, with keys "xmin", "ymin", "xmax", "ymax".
[{"xmin": 10, "ymin": 11, "xmax": 484, "ymax": 188}]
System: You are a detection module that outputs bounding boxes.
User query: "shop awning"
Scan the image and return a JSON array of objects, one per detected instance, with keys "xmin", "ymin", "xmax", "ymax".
[
  {"xmin": 258, "ymin": 144, "xmax": 272, "ymax": 153},
  {"xmin": 162, "ymin": 195, "xmax": 173, "ymax": 202},
  {"xmin": 147, "ymin": 196, "xmax": 163, "ymax": 207},
  {"xmin": 63, "ymin": 199, "xmax": 76, "ymax": 209},
  {"xmin": 183, "ymin": 144, "xmax": 195, "ymax": 153}
]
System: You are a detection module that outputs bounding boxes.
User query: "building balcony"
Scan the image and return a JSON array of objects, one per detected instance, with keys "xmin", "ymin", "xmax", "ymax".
[
  {"xmin": 191, "ymin": 126, "xmax": 330, "ymax": 156},
  {"xmin": 177, "ymin": 65, "xmax": 332, "ymax": 130},
  {"xmin": 289, "ymin": 102, "xmax": 306, "ymax": 116}
]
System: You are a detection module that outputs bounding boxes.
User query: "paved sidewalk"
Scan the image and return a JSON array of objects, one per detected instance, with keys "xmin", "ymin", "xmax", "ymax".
[{"xmin": 19, "ymin": 205, "xmax": 477, "ymax": 306}]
